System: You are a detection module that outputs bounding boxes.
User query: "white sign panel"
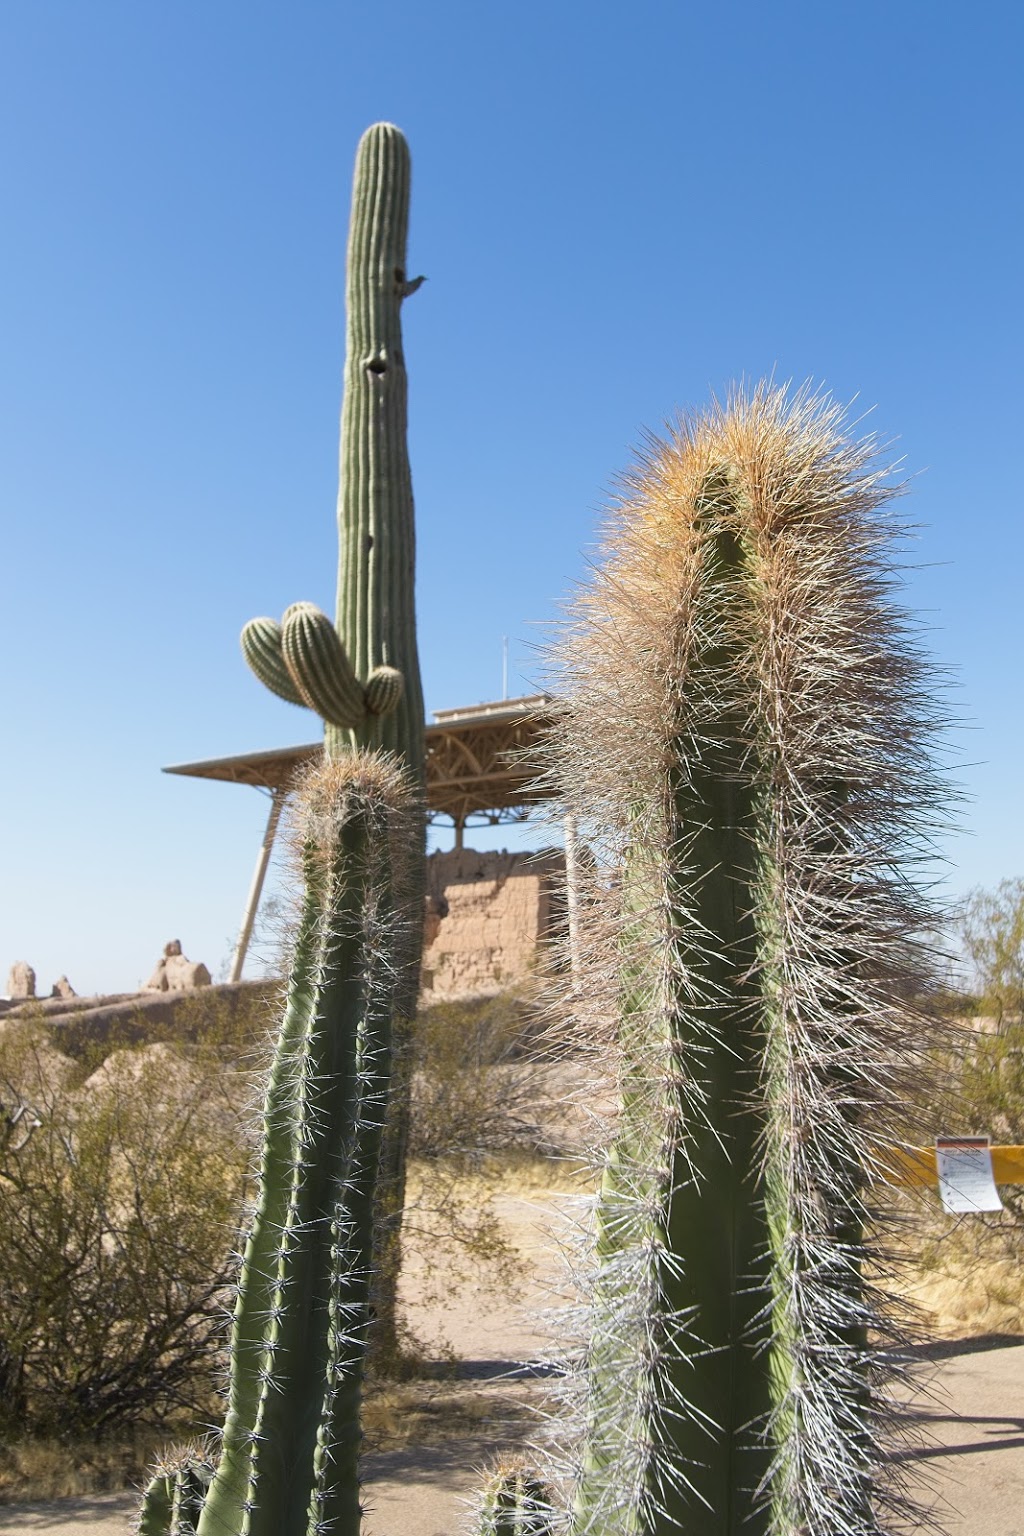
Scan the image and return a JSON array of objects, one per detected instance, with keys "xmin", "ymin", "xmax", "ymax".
[{"xmin": 935, "ymin": 1136, "xmax": 1003, "ymax": 1215}]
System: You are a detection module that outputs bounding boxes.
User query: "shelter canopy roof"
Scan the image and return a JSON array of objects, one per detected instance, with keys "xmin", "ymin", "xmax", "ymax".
[{"xmin": 163, "ymin": 694, "xmax": 554, "ymax": 824}]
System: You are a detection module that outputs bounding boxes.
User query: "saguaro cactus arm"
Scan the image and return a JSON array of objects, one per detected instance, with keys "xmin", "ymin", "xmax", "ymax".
[{"xmin": 242, "ymin": 604, "xmax": 406, "ymax": 729}]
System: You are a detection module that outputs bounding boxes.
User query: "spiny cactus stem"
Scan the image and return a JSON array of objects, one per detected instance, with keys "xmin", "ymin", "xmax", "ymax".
[
  {"xmin": 137, "ymin": 1472, "xmax": 174, "ymax": 1536},
  {"xmin": 139, "ymin": 1450, "xmax": 212, "ymax": 1536},
  {"xmin": 654, "ymin": 518, "xmax": 775, "ymax": 1531},
  {"xmin": 197, "ymin": 841, "xmax": 328, "ymax": 1532},
  {"xmin": 240, "ymin": 791, "xmax": 398, "ymax": 1536},
  {"xmin": 307, "ymin": 958, "xmax": 398, "ymax": 1532},
  {"xmin": 574, "ymin": 515, "xmax": 779, "ymax": 1535}
]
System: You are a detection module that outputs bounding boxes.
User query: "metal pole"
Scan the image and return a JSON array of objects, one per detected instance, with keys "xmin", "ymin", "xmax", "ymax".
[
  {"xmin": 229, "ymin": 786, "xmax": 287, "ymax": 983},
  {"xmin": 564, "ymin": 809, "xmax": 582, "ymax": 992}
]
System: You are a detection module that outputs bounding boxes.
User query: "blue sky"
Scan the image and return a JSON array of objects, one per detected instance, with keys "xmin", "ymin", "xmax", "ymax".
[{"xmin": 2, "ymin": 2, "xmax": 1021, "ymax": 995}]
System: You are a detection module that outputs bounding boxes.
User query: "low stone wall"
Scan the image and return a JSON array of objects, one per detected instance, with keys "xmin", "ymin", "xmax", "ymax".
[
  {"xmin": 424, "ymin": 846, "xmax": 566, "ymax": 997},
  {"xmin": 0, "ymin": 980, "xmax": 278, "ymax": 1057}
]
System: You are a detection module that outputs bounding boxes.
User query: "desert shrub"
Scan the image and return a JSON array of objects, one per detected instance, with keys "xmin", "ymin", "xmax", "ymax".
[
  {"xmin": 408, "ymin": 988, "xmax": 551, "ymax": 1160},
  {"xmin": 45, "ymin": 980, "xmax": 279, "ymax": 1069},
  {"xmin": 0, "ymin": 1023, "xmax": 251, "ymax": 1438}
]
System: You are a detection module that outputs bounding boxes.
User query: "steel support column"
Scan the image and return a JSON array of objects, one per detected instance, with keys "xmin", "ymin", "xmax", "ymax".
[{"xmin": 229, "ymin": 785, "xmax": 287, "ymax": 983}]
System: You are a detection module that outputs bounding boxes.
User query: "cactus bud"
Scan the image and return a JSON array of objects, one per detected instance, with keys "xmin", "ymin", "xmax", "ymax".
[{"xmin": 364, "ymin": 664, "xmax": 404, "ymax": 717}]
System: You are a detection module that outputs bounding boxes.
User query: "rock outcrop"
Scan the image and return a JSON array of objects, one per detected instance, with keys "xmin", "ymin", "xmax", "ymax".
[
  {"xmin": 7, "ymin": 961, "xmax": 36, "ymax": 999},
  {"xmin": 143, "ymin": 940, "xmax": 211, "ymax": 993}
]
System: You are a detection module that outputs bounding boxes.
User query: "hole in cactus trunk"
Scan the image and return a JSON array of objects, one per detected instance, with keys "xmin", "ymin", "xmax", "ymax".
[{"xmin": 366, "ymin": 358, "xmax": 387, "ymax": 374}]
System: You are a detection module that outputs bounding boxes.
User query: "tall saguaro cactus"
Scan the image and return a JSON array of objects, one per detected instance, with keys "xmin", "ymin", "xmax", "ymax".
[
  {"xmin": 510, "ymin": 385, "xmax": 948, "ymax": 1536},
  {"xmin": 239, "ymin": 118, "xmax": 427, "ymax": 1368},
  {"xmin": 332, "ymin": 121, "xmax": 425, "ymax": 777},
  {"xmin": 242, "ymin": 119, "xmax": 425, "ymax": 785},
  {"xmin": 137, "ymin": 123, "xmax": 428, "ymax": 1536}
]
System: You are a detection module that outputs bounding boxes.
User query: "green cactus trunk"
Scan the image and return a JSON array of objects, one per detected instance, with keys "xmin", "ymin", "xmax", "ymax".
[
  {"xmin": 196, "ymin": 754, "xmax": 417, "ymax": 1536},
  {"xmin": 571, "ymin": 499, "xmax": 777, "ymax": 1536},
  {"xmin": 548, "ymin": 388, "xmax": 947, "ymax": 1536},
  {"xmin": 239, "ymin": 121, "xmax": 426, "ymax": 1377},
  {"xmin": 330, "ymin": 122, "xmax": 425, "ymax": 782},
  {"xmin": 330, "ymin": 123, "xmax": 426, "ymax": 1369}
]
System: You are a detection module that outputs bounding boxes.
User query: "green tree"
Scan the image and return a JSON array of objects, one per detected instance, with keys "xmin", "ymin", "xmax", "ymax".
[{"xmin": 958, "ymin": 878, "xmax": 1024, "ymax": 1028}]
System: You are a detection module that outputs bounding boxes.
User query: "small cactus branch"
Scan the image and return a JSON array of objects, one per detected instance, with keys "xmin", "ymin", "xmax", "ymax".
[
  {"xmin": 364, "ymin": 664, "xmax": 405, "ymax": 718},
  {"xmin": 281, "ymin": 601, "xmax": 367, "ymax": 727},
  {"xmin": 478, "ymin": 1463, "xmax": 554, "ymax": 1536},
  {"xmin": 137, "ymin": 1473, "xmax": 174, "ymax": 1536},
  {"xmin": 241, "ymin": 616, "xmax": 305, "ymax": 706},
  {"xmin": 138, "ymin": 1447, "xmax": 212, "ymax": 1536}
]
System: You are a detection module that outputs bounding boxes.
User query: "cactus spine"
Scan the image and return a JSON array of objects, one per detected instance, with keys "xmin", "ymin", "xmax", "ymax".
[
  {"xmin": 138, "ymin": 1446, "xmax": 212, "ymax": 1536},
  {"xmin": 533, "ymin": 386, "xmax": 947, "ymax": 1536}
]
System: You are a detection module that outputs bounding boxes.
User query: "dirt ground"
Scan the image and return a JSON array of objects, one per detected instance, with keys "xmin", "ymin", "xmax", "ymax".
[{"xmin": 2, "ymin": 1189, "xmax": 1023, "ymax": 1536}]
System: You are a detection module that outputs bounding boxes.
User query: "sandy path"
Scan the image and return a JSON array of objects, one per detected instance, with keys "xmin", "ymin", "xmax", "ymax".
[
  {"xmin": 2, "ymin": 1191, "xmax": 1022, "ymax": 1536},
  {"xmin": 900, "ymin": 1334, "xmax": 1024, "ymax": 1536}
]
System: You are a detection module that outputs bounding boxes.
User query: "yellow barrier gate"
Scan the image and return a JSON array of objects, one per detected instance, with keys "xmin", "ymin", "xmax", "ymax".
[{"xmin": 887, "ymin": 1145, "xmax": 1024, "ymax": 1187}]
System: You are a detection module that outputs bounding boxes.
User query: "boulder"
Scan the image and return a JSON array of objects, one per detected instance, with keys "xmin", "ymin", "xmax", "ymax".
[
  {"xmin": 7, "ymin": 961, "xmax": 36, "ymax": 999},
  {"xmin": 50, "ymin": 975, "xmax": 77, "ymax": 1000},
  {"xmin": 144, "ymin": 940, "xmax": 212, "ymax": 993}
]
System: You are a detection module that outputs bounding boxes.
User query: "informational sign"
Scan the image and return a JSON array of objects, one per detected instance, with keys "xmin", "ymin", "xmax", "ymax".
[{"xmin": 935, "ymin": 1136, "xmax": 1003, "ymax": 1215}]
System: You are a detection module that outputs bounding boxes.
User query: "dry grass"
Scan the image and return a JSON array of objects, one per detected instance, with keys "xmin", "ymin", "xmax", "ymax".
[
  {"xmin": 362, "ymin": 1379, "xmax": 534, "ymax": 1454},
  {"xmin": 409, "ymin": 1148, "xmax": 596, "ymax": 1199},
  {"xmin": 0, "ymin": 1385, "xmax": 534, "ymax": 1505},
  {"xmin": 0, "ymin": 1426, "xmax": 180, "ymax": 1504},
  {"xmin": 886, "ymin": 1194, "xmax": 1024, "ymax": 1339},
  {"xmin": 899, "ymin": 1256, "xmax": 1024, "ymax": 1338}
]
